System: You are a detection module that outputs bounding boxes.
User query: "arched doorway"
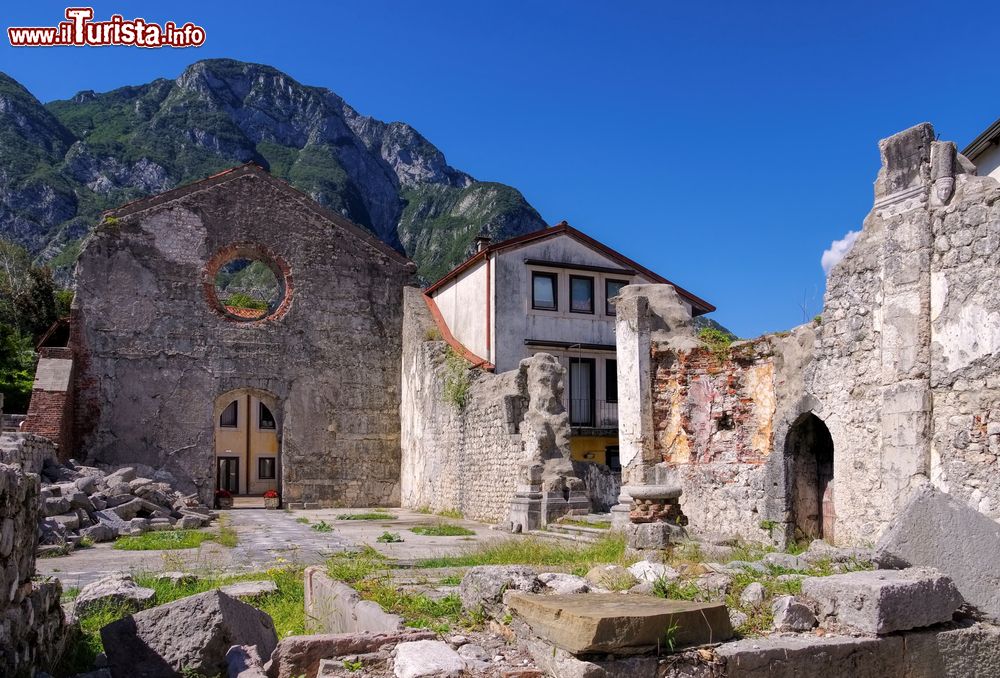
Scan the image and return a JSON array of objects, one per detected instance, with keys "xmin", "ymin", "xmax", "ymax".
[
  {"xmin": 785, "ymin": 413, "xmax": 835, "ymax": 542},
  {"xmin": 214, "ymin": 389, "xmax": 280, "ymax": 500}
]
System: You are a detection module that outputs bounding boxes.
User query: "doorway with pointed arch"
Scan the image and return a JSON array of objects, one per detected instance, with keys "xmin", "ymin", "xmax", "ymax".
[
  {"xmin": 785, "ymin": 412, "xmax": 835, "ymax": 542},
  {"xmin": 214, "ymin": 388, "xmax": 281, "ymax": 502}
]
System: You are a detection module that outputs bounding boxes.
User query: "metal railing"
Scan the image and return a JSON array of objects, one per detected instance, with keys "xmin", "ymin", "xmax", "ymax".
[{"xmin": 569, "ymin": 399, "xmax": 618, "ymax": 428}]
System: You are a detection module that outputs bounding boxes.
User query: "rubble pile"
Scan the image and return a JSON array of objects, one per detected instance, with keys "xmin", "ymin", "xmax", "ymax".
[{"xmin": 37, "ymin": 460, "xmax": 215, "ymax": 551}]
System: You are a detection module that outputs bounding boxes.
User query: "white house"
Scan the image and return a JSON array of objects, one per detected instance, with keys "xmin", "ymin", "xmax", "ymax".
[
  {"xmin": 423, "ymin": 221, "xmax": 714, "ymax": 465},
  {"xmin": 962, "ymin": 117, "xmax": 1000, "ymax": 181}
]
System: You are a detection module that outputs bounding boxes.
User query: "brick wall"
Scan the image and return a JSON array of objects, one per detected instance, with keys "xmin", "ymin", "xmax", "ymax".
[{"xmin": 22, "ymin": 348, "xmax": 75, "ymax": 460}]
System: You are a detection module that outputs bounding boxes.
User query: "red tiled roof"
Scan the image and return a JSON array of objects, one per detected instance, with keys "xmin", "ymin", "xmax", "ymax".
[{"xmin": 423, "ymin": 221, "xmax": 715, "ymax": 315}]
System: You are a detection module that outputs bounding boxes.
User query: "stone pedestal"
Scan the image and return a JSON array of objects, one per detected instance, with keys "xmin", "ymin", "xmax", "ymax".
[
  {"xmin": 619, "ymin": 484, "xmax": 687, "ymax": 550},
  {"xmin": 509, "ymin": 484, "xmax": 544, "ymax": 533}
]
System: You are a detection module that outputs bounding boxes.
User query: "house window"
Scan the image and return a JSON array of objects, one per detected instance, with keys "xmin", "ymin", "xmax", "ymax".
[
  {"xmin": 605, "ymin": 279, "xmax": 628, "ymax": 315},
  {"xmin": 570, "ymin": 275, "xmax": 595, "ymax": 314},
  {"xmin": 258, "ymin": 457, "xmax": 276, "ymax": 480},
  {"xmin": 605, "ymin": 359, "xmax": 618, "ymax": 402},
  {"xmin": 219, "ymin": 400, "xmax": 238, "ymax": 428},
  {"xmin": 532, "ymin": 272, "xmax": 558, "ymax": 310},
  {"xmin": 569, "ymin": 357, "xmax": 596, "ymax": 426},
  {"xmin": 259, "ymin": 402, "xmax": 276, "ymax": 430}
]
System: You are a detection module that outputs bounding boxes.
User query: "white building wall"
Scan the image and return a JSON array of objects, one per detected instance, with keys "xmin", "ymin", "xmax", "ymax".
[
  {"xmin": 973, "ymin": 145, "xmax": 1000, "ymax": 182},
  {"xmin": 432, "ymin": 259, "xmax": 490, "ymax": 361}
]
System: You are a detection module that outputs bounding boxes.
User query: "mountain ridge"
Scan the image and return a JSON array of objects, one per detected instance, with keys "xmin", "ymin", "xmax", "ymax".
[{"xmin": 0, "ymin": 58, "xmax": 547, "ymax": 282}]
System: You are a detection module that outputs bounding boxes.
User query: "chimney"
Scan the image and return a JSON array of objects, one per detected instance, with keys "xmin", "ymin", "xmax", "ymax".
[{"xmin": 475, "ymin": 236, "xmax": 491, "ymax": 252}]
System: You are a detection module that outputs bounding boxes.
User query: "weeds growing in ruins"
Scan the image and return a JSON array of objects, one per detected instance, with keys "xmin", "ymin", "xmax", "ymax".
[
  {"xmin": 442, "ymin": 347, "xmax": 472, "ymax": 409},
  {"xmin": 697, "ymin": 327, "xmax": 734, "ymax": 363},
  {"xmin": 311, "ymin": 520, "xmax": 334, "ymax": 532},
  {"xmin": 336, "ymin": 512, "xmax": 395, "ymax": 521},
  {"xmin": 410, "ymin": 524, "xmax": 476, "ymax": 537},
  {"xmin": 412, "ymin": 533, "xmax": 632, "ymax": 571},
  {"xmin": 377, "ymin": 531, "xmax": 404, "ymax": 543},
  {"xmin": 436, "ymin": 508, "xmax": 464, "ymax": 519},
  {"xmin": 557, "ymin": 518, "xmax": 612, "ymax": 530},
  {"xmin": 295, "ymin": 516, "xmax": 310, "ymax": 524}
]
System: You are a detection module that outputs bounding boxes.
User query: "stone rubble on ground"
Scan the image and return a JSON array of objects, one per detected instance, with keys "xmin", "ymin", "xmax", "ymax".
[{"xmin": 36, "ymin": 459, "xmax": 216, "ymax": 552}]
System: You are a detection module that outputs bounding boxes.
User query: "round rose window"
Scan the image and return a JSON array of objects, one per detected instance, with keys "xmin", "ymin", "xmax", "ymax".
[{"xmin": 205, "ymin": 245, "xmax": 290, "ymax": 322}]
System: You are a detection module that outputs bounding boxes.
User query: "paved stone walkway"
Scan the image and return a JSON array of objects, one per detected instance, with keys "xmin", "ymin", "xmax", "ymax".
[{"xmin": 36, "ymin": 508, "xmax": 497, "ymax": 588}]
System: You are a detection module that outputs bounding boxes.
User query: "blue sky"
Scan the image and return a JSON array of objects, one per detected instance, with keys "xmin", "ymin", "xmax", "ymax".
[{"xmin": 2, "ymin": 1, "xmax": 998, "ymax": 337}]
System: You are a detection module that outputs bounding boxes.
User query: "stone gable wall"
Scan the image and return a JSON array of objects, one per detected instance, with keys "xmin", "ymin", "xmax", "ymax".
[{"xmin": 71, "ymin": 172, "xmax": 415, "ymax": 506}]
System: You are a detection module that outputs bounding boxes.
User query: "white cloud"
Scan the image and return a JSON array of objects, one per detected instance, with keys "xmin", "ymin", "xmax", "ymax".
[{"xmin": 821, "ymin": 229, "xmax": 860, "ymax": 275}]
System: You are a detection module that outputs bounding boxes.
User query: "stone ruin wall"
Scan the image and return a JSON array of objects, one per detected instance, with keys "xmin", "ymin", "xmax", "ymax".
[
  {"xmin": 71, "ymin": 169, "xmax": 414, "ymax": 507},
  {"xmin": 618, "ymin": 123, "xmax": 1000, "ymax": 547},
  {"xmin": 0, "ymin": 437, "xmax": 66, "ymax": 674},
  {"xmin": 400, "ymin": 288, "xmax": 586, "ymax": 524}
]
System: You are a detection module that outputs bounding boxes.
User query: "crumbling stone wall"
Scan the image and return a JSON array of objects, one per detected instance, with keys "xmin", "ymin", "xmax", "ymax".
[
  {"xmin": 0, "ymin": 461, "xmax": 66, "ymax": 674},
  {"xmin": 71, "ymin": 166, "xmax": 415, "ymax": 506},
  {"xmin": 618, "ymin": 124, "xmax": 1000, "ymax": 547},
  {"xmin": 400, "ymin": 288, "xmax": 586, "ymax": 524},
  {"xmin": 615, "ymin": 284, "xmax": 815, "ymax": 542},
  {"xmin": 0, "ymin": 433, "xmax": 58, "ymax": 475}
]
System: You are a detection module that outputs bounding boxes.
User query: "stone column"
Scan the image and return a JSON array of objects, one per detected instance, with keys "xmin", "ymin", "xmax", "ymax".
[{"xmin": 873, "ymin": 124, "xmax": 935, "ymax": 510}]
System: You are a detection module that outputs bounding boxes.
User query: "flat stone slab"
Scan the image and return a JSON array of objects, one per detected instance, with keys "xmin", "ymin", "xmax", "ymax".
[
  {"xmin": 717, "ymin": 635, "xmax": 899, "ymax": 678},
  {"xmin": 802, "ymin": 567, "xmax": 962, "ymax": 634},
  {"xmin": 507, "ymin": 592, "xmax": 732, "ymax": 654}
]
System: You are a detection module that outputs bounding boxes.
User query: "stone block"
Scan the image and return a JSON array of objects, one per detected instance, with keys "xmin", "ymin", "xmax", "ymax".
[
  {"xmin": 101, "ymin": 590, "xmax": 277, "ymax": 678},
  {"xmin": 802, "ymin": 567, "xmax": 961, "ymax": 634},
  {"xmin": 716, "ymin": 635, "xmax": 902, "ymax": 678},
  {"xmin": 393, "ymin": 640, "xmax": 465, "ymax": 678},
  {"xmin": 537, "ymin": 573, "xmax": 591, "ymax": 594},
  {"xmin": 507, "ymin": 592, "xmax": 732, "ymax": 654},
  {"xmin": 303, "ymin": 566, "xmax": 404, "ymax": 634},
  {"xmin": 874, "ymin": 484, "xmax": 1000, "ymax": 620},
  {"xmin": 226, "ymin": 644, "xmax": 267, "ymax": 678},
  {"xmin": 625, "ymin": 521, "xmax": 684, "ymax": 549},
  {"xmin": 80, "ymin": 523, "xmax": 117, "ymax": 543},
  {"xmin": 584, "ymin": 564, "xmax": 637, "ymax": 589},
  {"xmin": 459, "ymin": 565, "xmax": 541, "ymax": 616},
  {"xmin": 74, "ymin": 574, "xmax": 155, "ymax": 617}
]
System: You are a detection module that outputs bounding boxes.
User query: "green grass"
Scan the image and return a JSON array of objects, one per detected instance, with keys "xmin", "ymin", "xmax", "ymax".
[
  {"xmin": 557, "ymin": 519, "xmax": 611, "ymax": 530},
  {"xmin": 376, "ymin": 531, "xmax": 404, "ymax": 543},
  {"xmin": 436, "ymin": 508, "xmax": 464, "ymax": 520},
  {"xmin": 325, "ymin": 549, "xmax": 477, "ymax": 633},
  {"xmin": 311, "ymin": 520, "xmax": 333, "ymax": 533},
  {"xmin": 355, "ymin": 578, "xmax": 467, "ymax": 633},
  {"xmin": 336, "ymin": 512, "xmax": 395, "ymax": 521},
  {"xmin": 438, "ymin": 574, "xmax": 463, "ymax": 586},
  {"xmin": 413, "ymin": 533, "xmax": 632, "ymax": 571},
  {"xmin": 54, "ymin": 566, "xmax": 305, "ymax": 675},
  {"xmin": 113, "ymin": 530, "xmax": 215, "ymax": 551},
  {"xmin": 295, "ymin": 517, "xmax": 310, "ymax": 524},
  {"xmin": 410, "ymin": 524, "xmax": 476, "ymax": 537},
  {"xmin": 326, "ymin": 547, "xmax": 386, "ymax": 584}
]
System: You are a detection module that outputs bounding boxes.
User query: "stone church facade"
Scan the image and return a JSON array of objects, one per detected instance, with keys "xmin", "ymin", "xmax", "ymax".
[{"xmin": 67, "ymin": 164, "xmax": 415, "ymax": 506}]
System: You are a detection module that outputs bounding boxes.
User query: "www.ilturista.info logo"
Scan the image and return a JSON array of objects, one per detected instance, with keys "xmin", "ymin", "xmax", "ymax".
[{"xmin": 8, "ymin": 7, "xmax": 206, "ymax": 48}]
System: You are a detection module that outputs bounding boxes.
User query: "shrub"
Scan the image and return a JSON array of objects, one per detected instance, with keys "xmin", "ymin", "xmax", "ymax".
[
  {"xmin": 441, "ymin": 348, "xmax": 471, "ymax": 409},
  {"xmin": 376, "ymin": 531, "xmax": 403, "ymax": 543}
]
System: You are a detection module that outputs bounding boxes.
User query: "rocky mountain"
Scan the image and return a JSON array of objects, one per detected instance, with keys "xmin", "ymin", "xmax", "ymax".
[{"xmin": 0, "ymin": 59, "xmax": 547, "ymax": 282}]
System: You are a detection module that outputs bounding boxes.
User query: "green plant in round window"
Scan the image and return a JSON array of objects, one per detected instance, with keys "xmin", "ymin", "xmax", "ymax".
[{"xmin": 214, "ymin": 257, "xmax": 282, "ymax": 320}]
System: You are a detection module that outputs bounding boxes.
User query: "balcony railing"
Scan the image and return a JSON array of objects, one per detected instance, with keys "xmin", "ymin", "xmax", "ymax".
[{"xmin": 569, "ymin": 398, "xmax": 619, "ymax": 428}]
